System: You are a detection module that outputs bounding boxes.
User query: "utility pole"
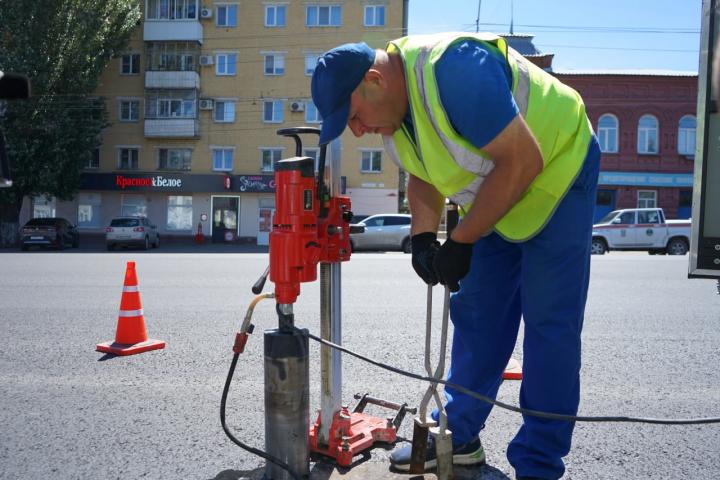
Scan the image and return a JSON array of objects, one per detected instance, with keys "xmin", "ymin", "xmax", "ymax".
[{"xmin": 475, "ymin": 0, "xmax": 481, "ymax": 33}]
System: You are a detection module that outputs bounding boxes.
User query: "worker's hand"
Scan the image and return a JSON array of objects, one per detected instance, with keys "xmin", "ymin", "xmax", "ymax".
[
  {"xmin": 433, "ymin": 238, "xmax": 474, "ymax": 292},
  {"xmin": 411, "ymin": 232, "xmax": 440, "ymax": 285}
]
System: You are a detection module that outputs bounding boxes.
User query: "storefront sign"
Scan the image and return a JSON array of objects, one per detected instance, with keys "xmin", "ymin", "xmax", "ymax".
[
  {"xmin": 237, "ymin": 175, "xmax": 276, "ymax": 192},
  {"xmin": 115, "ymin": 174, "xmax": 183, "ymax": 189},
  {"xmin": 598, "ymin": 171, "xmax": 693, "ymax": 187},
  {"xmin": 80, "ymin": 173, "xmax": 277, "ymax": 193}
]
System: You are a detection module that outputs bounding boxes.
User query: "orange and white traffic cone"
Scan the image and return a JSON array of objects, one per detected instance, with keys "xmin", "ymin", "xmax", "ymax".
[{"xmin": 96, "ymin": 261, "xmax": 165, "ymax": 356}]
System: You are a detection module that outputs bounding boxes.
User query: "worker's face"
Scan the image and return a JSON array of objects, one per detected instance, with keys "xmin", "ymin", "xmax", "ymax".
[{"xmin": 347, "ymin": 78, "xmax": 404, "ymax": 137}]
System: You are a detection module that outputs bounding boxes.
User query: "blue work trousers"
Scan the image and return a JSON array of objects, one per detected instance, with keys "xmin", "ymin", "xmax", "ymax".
[{"xmin": 434, "ymin": 138, "xmax": 600, "ymax": 479}]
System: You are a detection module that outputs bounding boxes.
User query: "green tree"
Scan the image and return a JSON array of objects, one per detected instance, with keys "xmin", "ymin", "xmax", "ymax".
[{"xmin": 0, "ymin": 0, "xmax": 141, "ymax": 245}]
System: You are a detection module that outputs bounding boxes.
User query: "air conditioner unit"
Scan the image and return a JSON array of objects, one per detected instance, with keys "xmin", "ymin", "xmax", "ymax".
[
  {"xmin": 290, "ymin": 101, "xmax": 305, "ymax": 112},
  {"xmin": 199, "ymin": 99, "xmax": 214, "ymax": 110},
  {"xmin": 200, "ymin": 7, "xmax": 213, "ymax": 19},
  {"xmin": 199, "ymin": 55, "xmax": 214, "ymax": 66}
]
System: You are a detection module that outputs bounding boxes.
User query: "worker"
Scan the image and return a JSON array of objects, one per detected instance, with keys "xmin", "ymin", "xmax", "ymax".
[{"xmin": 311, "ymin": 34, "xmax": 599, "ymax": 480}]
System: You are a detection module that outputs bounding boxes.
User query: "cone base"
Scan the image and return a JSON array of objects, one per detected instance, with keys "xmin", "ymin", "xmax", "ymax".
[
  {"xmin": 96, "ymin": 339, "xmax": 165, "ymax": 356},
  {"xmin": 502, "ymin": 357, "xmax": 523, "ymax": 380}
]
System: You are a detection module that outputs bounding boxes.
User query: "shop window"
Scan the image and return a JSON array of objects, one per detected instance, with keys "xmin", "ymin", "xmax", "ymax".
[
  {"xmin": 637, "ymin": 115, "xmax": 659, "ymax": 154},
  {"xmin": 167, "ymin": 195, "xmax": 193, "ymax": 230},
  {"xmin": 597, "ymin": 114, "xmax": 618, "ymax": 153},
  {"xmin": 364, "ymin": 5, "xmax": 385, "ymax": 26},
  {"xmin": 361, "ymin": 150, "xmax": 382, "ymax": 172},
  {"xmin": 261, "ymin": 148, "xmax": 283, "ymax": 172},
  {"xmin": 216, "ymin": 4, "xmax": 237, "ymax": 27},
  {"xmin": 32, "ymin": 196, "xmax": 56, "ymax": 218},
  {"xmin": 637, "ymin": 190, "xmax": 657, "ymax": 208},
  {"xmin": 678, "ymin": 115, "xmax": 696, "ymax": 156},
  {"xmin": 78, "ymin": 193, "xmax": 102, "ymax": 228},
  {"xmin": 121, "ymin": 194, "xmax": 147, "ymax": 217},
  {"xmin": 265, "ymin": 5, "xmax": 286, "ymax": 27}
]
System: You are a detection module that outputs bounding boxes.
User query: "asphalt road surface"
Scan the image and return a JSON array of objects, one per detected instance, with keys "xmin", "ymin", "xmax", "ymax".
[{"xmin": 1, "ymin": 248, "xmax": 719, "ymax": 479}]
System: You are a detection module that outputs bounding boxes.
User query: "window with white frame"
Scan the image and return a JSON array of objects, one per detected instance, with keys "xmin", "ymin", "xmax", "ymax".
[
  {"xmin": 212, "ymin": 147, "xmax": 234, "ymax": 171},
  {"xmin": 304, "ymin": 53, "xmax": 320, "ymax": 75},
  {"xmin": 678, "ymin": 115, "xmax": 696, "ymax": 156},
  {"xmin": 637, "ymin": 114, "xmax": 659, "ymax": 154},
  {"xmin": 306, "ymin": 5, "xmax": 341, "ymax": 26},
  {"xmin": 118, "ymin": 147, "xmax": 140, "ymax": 170},
  {"xmin": 261, "ymin": 148, "xmax": 283, "ymax": 172},
  {"xmin": 77, "ymin": 193, "xmax": 102, "ymax": 228},
  {"xmin": 637, "ymin": 190, "xmax": 657, "ymax": 208},
  {"xmin": 85, "ymin": 149, "xmax": 100, "ymax": 169},
  {"xmin": 167, "ymin": 195, "xmax": 193, "ymax": 230},
  {"xmin": 121, "ymin": 54, "xmax": 140, "ymax": 75},
  {"xmin": 305, "ymin": 101, "xmax": 321, "ymax": 123},
  {"xmin": 146, "ymin": 0, "xmax": 198, "ymax": 19},
  {"xmin": 361, "ymin": 150, "xmax": 382, "ymax": 172},
  {"xmin": 214, "ymin": 100, "xmax": 236, "ymax": 122},
  {"xmin": 364, "ymin": 5, "xmax": 385, "ymax": 26},
  {"xmin": 121, "ymin": 194, "xmax": 147, "ymax": 217},
  {"xmin": 263, "ymin": 100, "xmax": 284, "ymax": 123},
  {"xmin": 597, "ymin": 114, "xmax": 618, "ymax": 153},
  {"xmin": 216, "ymin": 4, "xmax": 237, "ymax": 27},
  {"xmin": 265, "ymin": 4, "xmax": 286, "ymax": 26},
  {"xmin": 158, "ymin": 148, "xmax": 192, "ymax": 170},
  {"xmin": 32, "ymin": 196, "xmax": 56, "ymax": 218},
  {"xmin": 156, "ymin": 97, "xmax": 195, "ymax": 118},
  {"xmin": 264, "ymin": 53, "xmax": 285, "ymax": 75},
  {"xmin": 119, "ymin": 99, "xmax": 140, "ymax": 121},
  {"xmin": 215, "ymin": 53, "xmax": 237, "ymax": 75}
]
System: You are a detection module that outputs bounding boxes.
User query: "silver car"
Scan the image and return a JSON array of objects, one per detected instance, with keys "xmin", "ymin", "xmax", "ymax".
[
  {"xmin": 349, "ymin": 214, "xmax": 412, "ymax": 253},
  {"xmin": 106, "ymin": 216, "xmax": 160, "ymax": 251}
]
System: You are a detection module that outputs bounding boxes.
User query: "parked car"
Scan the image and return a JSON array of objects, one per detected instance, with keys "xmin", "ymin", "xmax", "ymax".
[
  {"xmin": 106, "ymin": 216, "xmax": 160, "ymax": 251},
  {"xmin": 349, "ymin": 213, "xmax": 412, "ymax": 253},
  {"xmin": 591, "ymin": 208, "xmax": 691, "ymax": 255},
  {"xmin": 20, "ymin": 217, "xmax": 79, "ymax": 251}
]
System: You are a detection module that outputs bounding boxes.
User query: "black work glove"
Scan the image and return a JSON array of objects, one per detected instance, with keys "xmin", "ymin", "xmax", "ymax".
[
  {"xmin": 411, "ymin": 232, "xmax": 440, "ymax": 285},
  {"xmin": 433, "ymin": 237, "xmax": 474, "ymax": 292}
]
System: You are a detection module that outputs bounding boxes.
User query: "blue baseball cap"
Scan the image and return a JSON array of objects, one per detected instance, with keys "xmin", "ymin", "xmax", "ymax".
[{"xmin": 311, "ymin": 42, "xmax": 376, "ymax": 145}]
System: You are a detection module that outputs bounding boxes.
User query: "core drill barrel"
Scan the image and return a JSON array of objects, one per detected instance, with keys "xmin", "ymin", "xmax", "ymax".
[{"xmin": 263, "ymin": 328, "xmax": 310, "ymax": 480}]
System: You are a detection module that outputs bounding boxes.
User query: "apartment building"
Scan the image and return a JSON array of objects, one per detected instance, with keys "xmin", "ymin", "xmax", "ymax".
[{"xmin": 24, "ymin": 0, "xmax": 407, "ymax": 244}]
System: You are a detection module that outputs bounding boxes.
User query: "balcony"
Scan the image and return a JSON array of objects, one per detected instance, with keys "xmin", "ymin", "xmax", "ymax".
[
  {"xmin": 145, "ymin": 71, "xmax": 200, "ymax": 89},
  {"xmin": 144, "ymin": 118, "xmax": 199, "ymax": 138},
  {"xmin": 144, "ymin": 21, "xmax": 203, "ymax": 43}
]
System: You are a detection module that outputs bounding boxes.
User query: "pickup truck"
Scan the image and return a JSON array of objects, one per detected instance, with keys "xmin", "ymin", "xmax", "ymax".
[{"xmin": 591, "ymin": 208, "xmax": 691, "ymax": 255}]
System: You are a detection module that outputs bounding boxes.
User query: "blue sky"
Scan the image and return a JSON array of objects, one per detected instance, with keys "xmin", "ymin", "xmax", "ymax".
[{"xmin": 407, "ymin": 0, "xmax": 702, "ymax": 73}]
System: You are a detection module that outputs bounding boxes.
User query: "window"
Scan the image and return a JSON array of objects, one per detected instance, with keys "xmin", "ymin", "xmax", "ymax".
[
  {"xmin": 264, "ymin": 53, "xmax": 285, "ymax": 75},
  {"xmin": 305, "ymin": 101, "xmax": 321, "ymax": 123},
  {"xmin": 261, "ymin": 148, "xmax": 283, "ymax": 172},
  {"xmin": 361, "ymin": 150, "xmax": 382, "ymax": 172},
  {"xmin": 637, "ymin": 114, "xmax": 659, "ymax": 154},
  {"xmin": 214, "ymin": 100, "xmax": 236, "ymax": 122},
  {"xmin": 364, "ymin": 5, "xmax": 385, "ymax": 26},
  {"xmin": 212, "ymin": 147, "xmax": 234, "ymax": 171},
  {"xmin": 217, "ymin": 4, "xmax": 237, "ymax": 27},
  {"xmin": 678, "ymin": 115, "xmax": 696, "ymax": 156},
  {"xmin": 118, "ymin": 147, "xmax": 139, "ymax": 170},
  {"xmin": 121, "ymin": 194, "xmax": 147, "ymax": 217},
  {"xmin": 265, "ymin": 5, "xmax": 286, "ymax": 26},
  {"xmin": 385, "ymin": 216, "xmax": 411, "ymax": 226},
  {"xmin": 85, "ymin": 149, "xmax": 100, "ymax": 169},
  {"xmin": 306, "ymin": 5, "xmax": 341, "ymax": 26},
  {"xmin": 158, "ymin": 148, "xmax": 192, "ymax": 170},
  {"xmin": 679, "ymin": 189, "xmax": 693, "ymax": 208},
  {"xmin": 637, "ymin": 190, "xmax": 657, "ymax": 208},
  {"xmin": 32, "ymin": 196, "xmax": 56, "ymax": 218},
  {"xmin": 618, "ymin": 211, "xmax": 636, "ymax": 224},
  {"xmin": 304, "ymin": 148, "xmax": 320, "ymax": 170},
  {"xmin": 216, "ymin": 53, "xmax": 237, "ymax": 75},
  {"xmin": 146, "ymin": 0, "xmax": 197, "ymax": 19},
  {"xmin": 638, "ymin": 210, "xmax": 660, "ymax": 224},
  {"xmin": 119, "ymin": 99, "xmax": 140, "ymax": 121},
  {"xmin": 167, "ymin": 196, "xmax": 193, "ymax": 230},
  {"xmin": 78, "ymin": 193, "xmax": 102, "ymax": 228},
  {"xmin": 146, "ymin": 42, "xmax": 198, "ymax": 72},
  {"xmin": 156, "ymin": 98, "xmax": 195, "ymax": 118},
  {"xmin": 305, "ymin": 53, "xmax": 321, "ymax": 75},
  {"xmin": 263, "ymin": 100, "xmax": 284, "ymax": 123},
  {"xmin": 597, "ymin": 114, "xmax": 618, "ymax": 153},
  {"xmin": 121, "ymin": 54, "xmax": 140, "ymax": 75}
]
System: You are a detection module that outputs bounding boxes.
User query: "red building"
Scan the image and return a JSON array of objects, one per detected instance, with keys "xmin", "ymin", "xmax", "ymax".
[{"xmin": 504, "ymin": 34, "xmax": 697, "ymax": 221}]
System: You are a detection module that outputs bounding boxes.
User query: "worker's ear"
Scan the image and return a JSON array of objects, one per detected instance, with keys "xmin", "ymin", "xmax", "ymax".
[{"xmin": 364, "ymin": 68, "xmax": 385, "ymax": 88}]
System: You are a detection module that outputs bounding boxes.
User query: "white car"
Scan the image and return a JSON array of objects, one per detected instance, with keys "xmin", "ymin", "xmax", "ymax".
[
  {"xmin": 349, "ymin": 214, "xmax": 412, "ymax": 253},
  {"xmin": 106, "ymin": 216, "xmax": 160, "ymax": 251}
]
